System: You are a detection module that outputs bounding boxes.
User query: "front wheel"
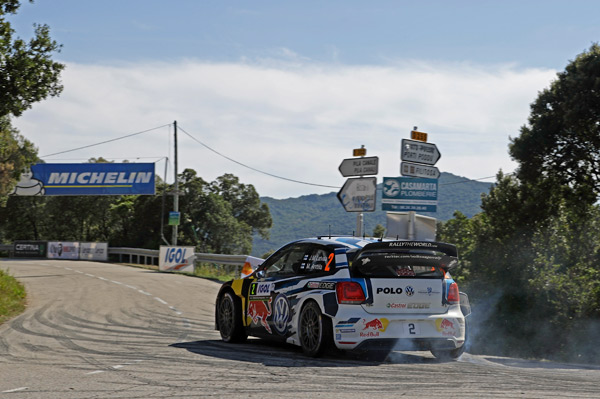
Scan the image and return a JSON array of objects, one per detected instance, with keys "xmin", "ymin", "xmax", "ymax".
[
  {"xmin": 298, "ymin": 301, "xmax": 333, "ymax": 357},
  {"xmin": 218, "ymin": 291, "xmax": 247, "ymax": 343}
]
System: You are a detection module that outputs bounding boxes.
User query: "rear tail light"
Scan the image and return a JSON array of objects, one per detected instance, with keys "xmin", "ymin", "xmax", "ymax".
[
  {"xmin": 336, "ymin": 281, "xmax": 366, "ymax": 304},
  {"xmin": 447, "ymin": 282, "xmax": 460, "ymax": 305}
]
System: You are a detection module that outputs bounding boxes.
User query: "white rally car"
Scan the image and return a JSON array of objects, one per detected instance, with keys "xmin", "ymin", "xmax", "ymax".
[{"xmin": 215, "ymin": 236, "xmax": 471, "ymax": 359}]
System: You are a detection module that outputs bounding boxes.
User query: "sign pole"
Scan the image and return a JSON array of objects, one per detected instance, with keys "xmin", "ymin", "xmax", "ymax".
[
  {"xmin": 408, "ymin": 211, "xmax": 416, "ymax": 240},
  {"xmin": 172, "ymin": 120, "xmax": 179, "ymax": 246}
]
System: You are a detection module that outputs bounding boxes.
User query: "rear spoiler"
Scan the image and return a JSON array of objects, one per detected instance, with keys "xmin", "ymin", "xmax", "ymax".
[{"xmin": 358, "ymin": 241, "xmax": 458, "ymax": 258}]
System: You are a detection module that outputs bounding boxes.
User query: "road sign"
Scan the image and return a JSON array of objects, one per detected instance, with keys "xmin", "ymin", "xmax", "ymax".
[
  {"xmin": 337, "ymin": 177, "xmax": 377, "ymax": 212},
  {"xmin": 353, "ymin": 147, "xmax": 367, "ymax": 157},
  {"xmin": 381, "ymin": 177, "xmax": 437, "ymax": 212},
  {"xmin": 411, "ymin": 130, "xmax": 428, "ymax": 142},
  {"xmin": 400, "ymin": 161, "xmax": 440, "ymax": 179},
  {"xmin": 400, "ymin": 139, "xmax": 441, "ymax": 166},
  {"xmin": 339, "ymin": 156, "xmax": 379, "ymax": 177}
]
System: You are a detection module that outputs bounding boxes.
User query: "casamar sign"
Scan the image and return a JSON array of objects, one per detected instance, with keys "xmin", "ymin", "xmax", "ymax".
[{"xmin": 159, "ymin": 246, "xmax": 196, "ymax": 273}]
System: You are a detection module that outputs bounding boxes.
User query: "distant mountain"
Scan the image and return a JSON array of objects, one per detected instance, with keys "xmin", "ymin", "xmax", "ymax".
[{"xmin": 251, "ymin": 172, "xmax": 493, "ymax": 257}]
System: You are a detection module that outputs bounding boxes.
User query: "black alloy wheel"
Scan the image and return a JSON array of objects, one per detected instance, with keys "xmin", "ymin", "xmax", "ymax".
[
  {"xmin": 298, "ymin": 300, "xmax": 332, "ymax": 357},
  {"xmin": 218, "ymin": 291, "xmax": 247, "ymax": 343}
]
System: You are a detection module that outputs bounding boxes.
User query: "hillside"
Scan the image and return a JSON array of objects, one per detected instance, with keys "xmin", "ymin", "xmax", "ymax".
[{"xmin": 251, "ymin": 172, "xmax": 493, "ymax": 257}]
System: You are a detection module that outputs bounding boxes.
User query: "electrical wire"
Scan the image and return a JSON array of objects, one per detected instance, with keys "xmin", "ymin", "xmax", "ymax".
[
  {"xmin": 178, "ymin": 125, "xmax": 341, "ymax": 189},
  {"xmin": 36, "ymin": 121, "xmax": 506, "ymax": 189},
  {"xmin": 40, "ymin": 123, "xmax": 171, "ymax": 158}
]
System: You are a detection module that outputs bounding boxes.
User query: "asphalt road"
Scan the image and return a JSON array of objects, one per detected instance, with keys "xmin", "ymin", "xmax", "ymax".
[{"xmin": 1, "ymin": 259, "xmax": 599, "ymax": 398}]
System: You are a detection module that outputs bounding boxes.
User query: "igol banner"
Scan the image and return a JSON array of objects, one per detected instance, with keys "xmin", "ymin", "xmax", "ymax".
[{"xmin": 10, "ymin": 163, "xmax": 155, "ymax": 196}]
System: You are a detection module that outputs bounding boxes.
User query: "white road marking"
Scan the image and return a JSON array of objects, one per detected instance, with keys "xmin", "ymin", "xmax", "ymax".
[
  {"xmin": 125, "ymin": 284, "xmax": 137, "ymax": 290},
  {"xmin": 169, "ymin": 306, "xmax": 183, "ymax": 315},
  {"xmin": 85, "ymin": 274, "xmax": 95, "ymax": 277},
  {"xmin": 85, "ymin": 370, "xmax": 105, "ymax": 375},
  {"xmin": 2, "ymin": 387, "xmax": 28, "ymax": 393},
  {"xmin": 65, "ymin": 267, "xmax": 73, "ymax": 271},
  {"xmin": 111, "ymin": 280, "xmax": 123, "ymax": 285},
  {"xmin": 138, "ymin": 290, "xmax": 151, "ymax": 296},
  {"xmin": 154, "ymin": 297, "xmax": 168, "ymax": 305},
  {"xmin": 98, "ymin": 277, "xmax": 108, "ymax": 281},
  {"xmin": 112, "ymin": 365, "xmax": 124, "ymax": 369}
]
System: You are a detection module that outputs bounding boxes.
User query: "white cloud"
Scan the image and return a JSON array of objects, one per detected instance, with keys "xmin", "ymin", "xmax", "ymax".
[{"xmin": 13, "ymin": 58, "xmax": 556, "ymax": 198}]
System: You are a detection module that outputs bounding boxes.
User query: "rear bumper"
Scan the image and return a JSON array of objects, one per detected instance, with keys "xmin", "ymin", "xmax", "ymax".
[{"xmin": 331, "ymin": 308, "xmax": 466, "ymax": 351}]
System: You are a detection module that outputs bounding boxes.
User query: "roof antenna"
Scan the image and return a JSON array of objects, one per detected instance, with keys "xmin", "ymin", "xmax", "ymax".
[
  {"xmin": 396, "ymin": 235, "xmax": 399, "ymax": 240},
  {"xmin": 352, "ymin": 230, "xmax": 355, "ymax": 237},
  {"xmin": 329, "ymin": 225, "xmax": 331, "ymax": 239}
]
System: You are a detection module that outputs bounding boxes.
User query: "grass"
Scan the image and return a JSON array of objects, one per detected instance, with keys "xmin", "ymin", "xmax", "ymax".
[{"xmin": 0, "ymin": 269, "xmax": 26, "ymax": 325}]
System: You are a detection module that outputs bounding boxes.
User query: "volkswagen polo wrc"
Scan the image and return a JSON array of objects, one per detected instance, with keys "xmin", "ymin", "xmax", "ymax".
[{"xmin": 215, "ymin": 236, "xmax": 471, "ymax": 359}]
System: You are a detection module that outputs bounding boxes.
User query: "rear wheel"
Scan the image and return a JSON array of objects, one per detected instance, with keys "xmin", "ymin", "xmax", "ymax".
[
  {"xmin": 218, "ymin": 291, "xmax": 247, "ymax": 343},
  {"xmin": 298, "ymin": 301, "xmax": 333, "ymax": 357}
]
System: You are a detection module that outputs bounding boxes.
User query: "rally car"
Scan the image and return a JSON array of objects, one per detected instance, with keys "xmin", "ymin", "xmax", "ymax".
[{"xmin": 215, "ymin": 236, "xmax": 471, "ymax": 359}]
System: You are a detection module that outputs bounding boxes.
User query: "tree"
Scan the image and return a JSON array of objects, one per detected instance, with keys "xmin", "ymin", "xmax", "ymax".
[
  {"xmin": 1, "ymin": 0, "xmax": 64, "ymax": 118},
  {"xmin": 0, "ymin": 116, "xmax": 38, "ymax": 205},
  {"xmin": 1, "ymin": 1, "xmax": 64, "ymax": 203},
  {"xmin": 510, "ymin": 44, "xmax": 600, "ymax": 206}
]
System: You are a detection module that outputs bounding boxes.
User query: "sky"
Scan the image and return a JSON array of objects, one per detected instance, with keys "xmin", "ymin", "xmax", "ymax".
[{"xmin": 7, "ymin": 0, "xmax": 600, "ymax": 199}]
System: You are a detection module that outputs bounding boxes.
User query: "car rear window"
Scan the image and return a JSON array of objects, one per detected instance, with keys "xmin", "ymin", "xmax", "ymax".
[{"xmin": 350, "ymin": 250, "xmax": 452, "ymax": 278}]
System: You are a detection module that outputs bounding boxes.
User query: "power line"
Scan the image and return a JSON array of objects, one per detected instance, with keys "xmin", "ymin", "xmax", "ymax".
[
  {"xmin": 178, "ymin": 125, "xmax": 341, "ymax": 189},
  {"xmin": 36, "ymin": 121, "xmax": 507, "ymax": 189},
  {"xmin": 40, "ymin": 124, "xmax": 171, "ymax": 158}
]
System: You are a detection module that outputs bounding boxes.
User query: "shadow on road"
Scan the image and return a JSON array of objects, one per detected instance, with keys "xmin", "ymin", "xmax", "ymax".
[{"xmin": 170, "ymin": 339, "xmax": 439, "ymax": 367}]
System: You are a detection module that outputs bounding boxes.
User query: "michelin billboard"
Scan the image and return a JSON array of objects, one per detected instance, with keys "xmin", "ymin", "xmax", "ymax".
[{"xmin": 10, "ymin": 163, "xmax": 155, "ymax": 196}]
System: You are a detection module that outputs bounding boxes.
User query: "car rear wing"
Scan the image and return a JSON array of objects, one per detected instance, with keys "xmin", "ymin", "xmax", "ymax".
[{"xmin": 355, "ymin": 240, "xmax": 459, "ymax": 270}]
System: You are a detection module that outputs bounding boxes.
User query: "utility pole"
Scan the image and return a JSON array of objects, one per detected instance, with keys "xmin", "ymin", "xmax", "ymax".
[{"xmin": 172, "ymin": 120, "xmax": 179, "ymax": 245}]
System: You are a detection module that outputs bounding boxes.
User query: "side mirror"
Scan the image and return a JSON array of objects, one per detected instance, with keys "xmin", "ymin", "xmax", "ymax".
[{"xmin": 256, "ymin": 269, "xmax": 266, "ymax": 279}]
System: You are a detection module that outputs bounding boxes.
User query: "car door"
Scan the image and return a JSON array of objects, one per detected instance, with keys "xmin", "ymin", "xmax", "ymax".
[{"xmin": 247, "ymin": 243, "xmax": 314, "ymax": 337}]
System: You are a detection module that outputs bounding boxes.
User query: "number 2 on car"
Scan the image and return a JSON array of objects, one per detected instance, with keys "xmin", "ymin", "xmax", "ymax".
[{"xmin": 325, "ymin": 253, "xmax": 334, "ymax": 271}]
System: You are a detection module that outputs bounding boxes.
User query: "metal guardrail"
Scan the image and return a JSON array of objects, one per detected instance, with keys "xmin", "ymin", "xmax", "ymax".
[
  {"xmin": 2, "ymin": 244, "xmax": 250, "ymax": 268},
  {"xmin": 107, "ymin": 247, "xmax": 249, "ymax": 267}
]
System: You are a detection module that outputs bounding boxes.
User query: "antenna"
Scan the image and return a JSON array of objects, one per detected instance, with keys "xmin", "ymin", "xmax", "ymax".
[{"xmin": 329, "ymin": 225, "xmax": 331, "ymax": 239}]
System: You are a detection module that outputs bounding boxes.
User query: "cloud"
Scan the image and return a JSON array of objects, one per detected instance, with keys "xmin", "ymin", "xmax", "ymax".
[{"xmin": 13, "ymin": 58, "xmax": 556, "ymax": 198}]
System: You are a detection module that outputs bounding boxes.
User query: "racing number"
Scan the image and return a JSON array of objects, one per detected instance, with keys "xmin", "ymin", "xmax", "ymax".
[
  {"xmin": 408, "ymin": 323, "xmax": 416, "ymax": 335},
  {"xmin": 325, "ymin": 253, "xmax": 334, "ymax": 271}
]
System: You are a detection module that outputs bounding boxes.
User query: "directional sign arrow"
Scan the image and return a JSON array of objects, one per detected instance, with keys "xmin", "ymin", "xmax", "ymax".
[
  {"xmin": 338, "ymin": 156, "xmax": 379, "ymax": 177},
  {"xmin": 400, "ymin": 139, "xmax": 441, "ymax": 166},
  {"xmin": 337, "ymin": 177, "xmax": 377, "ymax": 212},
  {"xmin": 400, "ymin": 161, "xmax": 440, "ymax": 179}
]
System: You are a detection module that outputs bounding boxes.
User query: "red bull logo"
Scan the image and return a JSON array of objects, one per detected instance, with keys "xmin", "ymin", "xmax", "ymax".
[
  {"xmin": 248, "ymin": 298, "xmax": 272, "ymax": 333},
  {"xmin": 364, "ymin": 318, "xmax": 383, "ymax": 331},
  {"xmin": 435, "ymin": 318, "xmax": 457, "ymax": 336}
]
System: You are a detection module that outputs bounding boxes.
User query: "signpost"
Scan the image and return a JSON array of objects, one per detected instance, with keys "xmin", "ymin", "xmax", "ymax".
[
  {"xmin": 382, "ymin": 177, "xmax": 438, "ymax": 213},
  {"xmin": 338, "ymin": 147, "xmax": 378, "ymax": 236},
  {"xmin": 337, "ymin": 177, "xmax": 377, "ymax": 212},
  {"xmin": 339, "ymin": 156, "xmax": 379, "ymax": 177},
  {"xmin": 400, "ymin": 161, "xmax": 440, "ymax": 179},
  {"xmin": 400, "ymin": 139, "xmax": 441, "ymax": 165}
]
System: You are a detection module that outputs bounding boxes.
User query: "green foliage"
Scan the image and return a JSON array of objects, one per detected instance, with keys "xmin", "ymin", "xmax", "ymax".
[
  {"xmin": 372, "ymin": 224, "xmax": 385, "ymax": 238},
  {"xmin": 1, "ymin": 0, "xmax": 64, "ymax": 117},
  {"xmin": 510, "ymin": 43, "xmax": 600, "ymax": 206},
  {"xmin": 438, "ymin": 45, "xmax": 600, "ymax": 363},
  {"xmin": 0, "ymin": 117, "xmax": 38, "ymax": 206},
  {"xmin": 0, "ymin": 268, "xmax": 25, "ymax": 325}
]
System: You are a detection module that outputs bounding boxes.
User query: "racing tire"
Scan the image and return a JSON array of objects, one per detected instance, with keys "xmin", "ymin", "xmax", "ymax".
[
  {"xmin": 298, "ymin": 300, "xmax": 333, "ymax": 357},
  {"xmin": 218, "ymin": 291, "xmax": 248, "ymax": 343}
]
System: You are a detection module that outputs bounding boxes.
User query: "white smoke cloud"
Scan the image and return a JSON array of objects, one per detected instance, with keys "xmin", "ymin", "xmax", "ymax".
[{"xmin": 13, "ymin": 58, "xmax": 556, "ymax": 198}]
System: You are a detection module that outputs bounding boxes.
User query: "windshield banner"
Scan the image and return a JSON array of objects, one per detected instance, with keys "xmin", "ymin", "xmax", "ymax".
[{"xmin": 10, "ymin": 163, "xmax": 155, "ymax": 196}]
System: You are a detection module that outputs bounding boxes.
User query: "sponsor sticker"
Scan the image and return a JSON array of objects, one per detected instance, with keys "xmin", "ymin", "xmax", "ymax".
[
  {"xmin": 250, "ymin": 282, "xmax": 274, "ymax": 297},
  {"xmin": 272, "ymin": 294, "xmax": 290, "ymax": 335},
  {"xmin": 435, "ymin": 318, "xmax": 458, "ymax": 336},
  {"xmin": 405, "ymin": 286, "xmax": 415, "ymax": 297},
  {"xmin": 307, "ymin": 281, "xmax": 336, "ymax": 290}
]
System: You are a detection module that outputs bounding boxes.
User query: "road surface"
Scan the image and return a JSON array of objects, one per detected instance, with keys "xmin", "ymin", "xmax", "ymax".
[{"xmin": 1, "ymin": 259, "xmax": 599, "ymax": 398}]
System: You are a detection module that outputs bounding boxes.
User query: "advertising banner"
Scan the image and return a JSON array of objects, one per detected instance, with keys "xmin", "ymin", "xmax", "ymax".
[
  {"xmin": 79, "ymin": 242, "xmax": 108, "ymax": 261},
  {"xmin": 47, "ymin": 241, "xmax": 80, "ymax": 260},
  {"xmin": 10, "ymin": 163, "xmax": 155, "ymax": 196},
  {"xmin": 13, "ymin": 241, "xmax": 48, "ymax": 258},
  {"xmin": 159, "ymin": 246, "xmax": 196, "ymax": 273},
  {"xmin": 382, "ymin": 177, "xmax": 438, "ymax": 212}
]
